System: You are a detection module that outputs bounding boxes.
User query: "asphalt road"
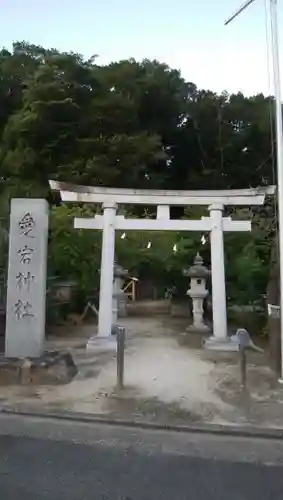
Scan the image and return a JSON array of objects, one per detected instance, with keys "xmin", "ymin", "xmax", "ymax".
[{"xmin": 1, "ymin": 414, "xmax": 283, "ymax": 499}]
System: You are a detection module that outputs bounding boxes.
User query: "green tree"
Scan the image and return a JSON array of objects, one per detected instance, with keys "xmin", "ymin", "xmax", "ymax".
[{"xmin": 0, "ymin": 40, "xmax": 278, "ymax": 365}]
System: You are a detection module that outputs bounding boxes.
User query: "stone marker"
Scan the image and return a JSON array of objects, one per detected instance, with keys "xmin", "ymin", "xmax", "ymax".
[{"xmin": 5, "ymin": 199, "xmax": 49, "ymax": 358}]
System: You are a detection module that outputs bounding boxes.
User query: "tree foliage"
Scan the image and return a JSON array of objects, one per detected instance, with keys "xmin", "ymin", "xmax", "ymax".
[{"xmin": 0, "ymin": 41, "xmax": 278, "ymax": 307}]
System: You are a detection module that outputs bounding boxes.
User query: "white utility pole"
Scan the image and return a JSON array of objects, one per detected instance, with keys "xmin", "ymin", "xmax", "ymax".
[{"xmin": 225, "ymin": 0, "xmax": 283, "ymax": 379}]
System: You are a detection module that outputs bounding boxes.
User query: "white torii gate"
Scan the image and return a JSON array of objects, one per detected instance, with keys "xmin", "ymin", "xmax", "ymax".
[{"xmin": 49, "ymin": 181, "xmax": 275, "ymax": 349}]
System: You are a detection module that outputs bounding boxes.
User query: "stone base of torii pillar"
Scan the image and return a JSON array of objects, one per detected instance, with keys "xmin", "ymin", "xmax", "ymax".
[
  {"xmin": 204, "ymin": 336, "xmax": 239, "ymax": 351},
  {"xmin": 86, "ymin": 335, "xmax": 117, "ymax": 352}
]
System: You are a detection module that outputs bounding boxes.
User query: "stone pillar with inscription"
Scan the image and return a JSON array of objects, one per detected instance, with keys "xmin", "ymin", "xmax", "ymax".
[{"xmin": 5, "ymin": 199, "xmax": 49, "ymax": 358}]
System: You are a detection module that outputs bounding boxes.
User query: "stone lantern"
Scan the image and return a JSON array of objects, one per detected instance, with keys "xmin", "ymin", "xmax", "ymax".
[
  {"xmin": 183, "ymin": 253, "xmax": 211, "ymax": 332},
  {"xmin": 112, "ymin": 262, "xmax": 128, "ymax": 324}
]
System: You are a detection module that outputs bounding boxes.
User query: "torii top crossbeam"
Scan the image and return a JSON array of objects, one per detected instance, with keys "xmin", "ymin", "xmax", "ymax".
[{"xmin": 49, "ymin": 181, "xmax": 275, "ymax": 206}]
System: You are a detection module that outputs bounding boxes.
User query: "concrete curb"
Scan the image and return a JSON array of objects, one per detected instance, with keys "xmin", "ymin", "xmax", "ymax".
[{"xmin": 1, "ymin": 405, "xmax": 283, "ymax": 440}]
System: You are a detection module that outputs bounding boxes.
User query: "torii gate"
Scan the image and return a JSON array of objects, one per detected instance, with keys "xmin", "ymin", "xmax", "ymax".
[{"xmin": 49, "ymin": 181, "xmax": 275, "ymax": 349}]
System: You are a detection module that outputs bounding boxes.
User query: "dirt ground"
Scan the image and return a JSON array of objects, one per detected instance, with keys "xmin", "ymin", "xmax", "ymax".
[{"xmin": 1, "ymin": 315, "xmax": 283, "ymax": 429}]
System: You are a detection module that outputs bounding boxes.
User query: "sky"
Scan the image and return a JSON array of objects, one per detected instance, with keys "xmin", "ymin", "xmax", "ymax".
[{"xmin": 1, "ymin": 0, "xmax": 282, "ymax": 96}]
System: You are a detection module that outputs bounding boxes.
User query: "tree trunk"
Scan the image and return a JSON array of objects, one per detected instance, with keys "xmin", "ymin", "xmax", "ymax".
[{"xmin": 267, "ymin": 237, "xmax": 281, "ymax": 375}]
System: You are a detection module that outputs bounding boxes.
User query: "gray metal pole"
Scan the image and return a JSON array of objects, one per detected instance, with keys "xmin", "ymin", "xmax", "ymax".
[
  {"xmin": 239, "ymin": 347, "xmax": 247, "ymax": 388},
  {"xmin": 116, "ymin": 326, "xmax": 125, "ymax": 390},
  {"xmin": 269, "ymin": 0, "xmax": 283, "ymax": 381}
]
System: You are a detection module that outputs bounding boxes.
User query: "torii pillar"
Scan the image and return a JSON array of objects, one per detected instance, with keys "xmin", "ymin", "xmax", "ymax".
[
  {"xmin": 97, "ymin": 203, "xmax": 117, "ymax": 338},
  {"xmin": 208, "ymin": 204, "xmax": 228, "ymax": 343}
]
